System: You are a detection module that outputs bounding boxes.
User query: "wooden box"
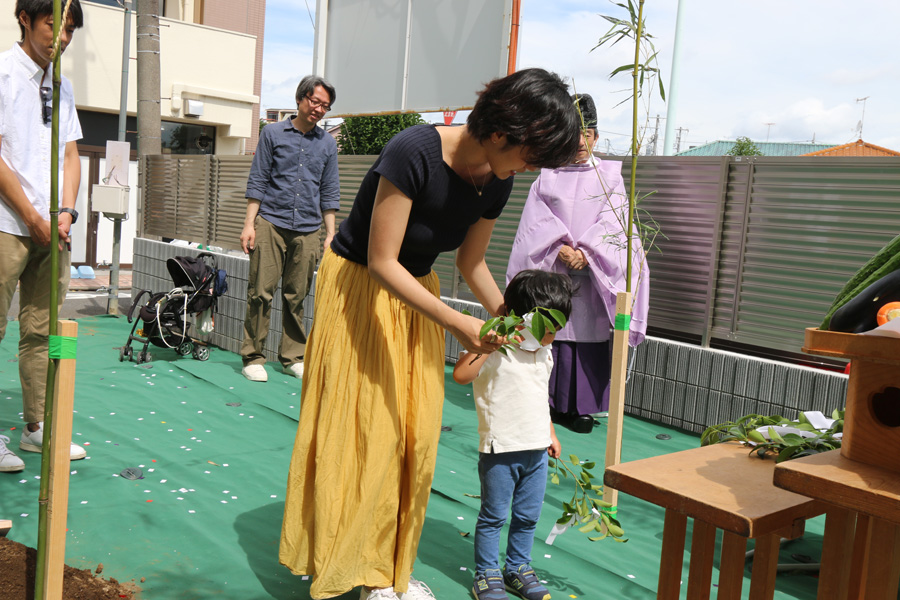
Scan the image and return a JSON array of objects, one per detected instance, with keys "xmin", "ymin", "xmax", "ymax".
[{"xmin": 803, "ymin": 327, "xmax": 900, "ymax": 472}]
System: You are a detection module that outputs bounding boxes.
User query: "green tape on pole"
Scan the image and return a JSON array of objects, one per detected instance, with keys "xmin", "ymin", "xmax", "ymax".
[
  {"xmin": 614, "ymin": 313, "xmax": 631, "ymax": 331},
  {"xmin": 49, "ymin": 335, "xmax": 77, "ymax": 359},
  {"xmin": 601, "ymin": 506, "xmax": 617, "ymax": 518}
]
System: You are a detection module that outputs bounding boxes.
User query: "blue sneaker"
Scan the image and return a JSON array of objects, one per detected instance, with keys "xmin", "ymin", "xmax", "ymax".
[
  {"xmin": 503, "ymin": 565, "xmax": 550, "ymax": 600},
  {"xmin": 472, "ymin": 571, "xmax": 508, "ymax": 600}
]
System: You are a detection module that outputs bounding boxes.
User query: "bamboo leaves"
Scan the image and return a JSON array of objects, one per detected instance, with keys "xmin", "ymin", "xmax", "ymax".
[
  {"xmin": 700, "ymin": 409, "xmax": 845, "ymax": 463},
  {"xmin": 548, "ymin": 454, "xmax": 627, "ymax": 543}
]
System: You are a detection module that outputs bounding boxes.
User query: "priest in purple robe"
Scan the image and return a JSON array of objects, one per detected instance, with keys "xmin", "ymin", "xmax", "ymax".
[{"xmin": 506, "ymin": 93, "xmax": 650, "ymax": 433}]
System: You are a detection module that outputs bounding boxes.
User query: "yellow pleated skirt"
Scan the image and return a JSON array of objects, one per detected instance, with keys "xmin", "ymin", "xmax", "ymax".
[{"xmin": 279, "ymin": 249, "xmax": 445, "ymax": 599}]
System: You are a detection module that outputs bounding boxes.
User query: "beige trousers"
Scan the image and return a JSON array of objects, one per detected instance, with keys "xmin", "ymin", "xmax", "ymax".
[{"xmin": 0, "ymin": 232, "xmax": 70, "ymax": 423}]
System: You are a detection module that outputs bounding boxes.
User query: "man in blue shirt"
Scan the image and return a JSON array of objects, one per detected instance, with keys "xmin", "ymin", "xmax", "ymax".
[{"xmin": 239, "ymin": 75, "xmax": 339, "ymax": 382}]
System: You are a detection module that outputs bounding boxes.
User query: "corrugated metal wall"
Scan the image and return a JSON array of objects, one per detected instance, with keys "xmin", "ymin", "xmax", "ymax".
[{"xmin": 140, "ymin": 154, "xmax": 900, "ymax": 356}]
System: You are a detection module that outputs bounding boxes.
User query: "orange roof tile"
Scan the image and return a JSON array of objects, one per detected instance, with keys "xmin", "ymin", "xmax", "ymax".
[{"xmin": 802, "ymin": 139, "xmax": 900, "ymax": 157}]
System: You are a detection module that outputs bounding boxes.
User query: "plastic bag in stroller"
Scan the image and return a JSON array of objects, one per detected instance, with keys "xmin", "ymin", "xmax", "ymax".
[{"xmin": 121, "ymin": 253, "xmax": 227, "ymax": 364}]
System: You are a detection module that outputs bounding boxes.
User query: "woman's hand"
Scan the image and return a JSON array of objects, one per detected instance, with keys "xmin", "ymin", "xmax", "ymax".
[
  {"xmin": 449, "ymin": 313, "xmax": 505, "ymax": 354},
  {"xmin": 558, "ymin": 245, "xmax": 587, "ymax": 270}
]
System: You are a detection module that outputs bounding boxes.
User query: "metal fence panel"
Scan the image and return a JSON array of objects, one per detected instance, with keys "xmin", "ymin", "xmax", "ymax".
[
  {"xmin": 711, "ymin": 157, "xmax": 900, "ymax": 352},
  {"xmin": 619, "ymin": 157, "xmax": 725, "ymax": 337},
  {"xmin": 209, "ymin": 155, "xmax": 254, "ymax": 250},
  {"xmin": 139, "ymin": 153, "xmax": 900, "ymax": 357},
  {"xmin": 142, "ymin": 155, "xmax": 212, "ymax": 243}
]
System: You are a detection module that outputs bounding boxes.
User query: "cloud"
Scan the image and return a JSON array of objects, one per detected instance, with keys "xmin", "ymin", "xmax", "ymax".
[{"xmin": 261, "ymin": 41, "xmax": 314, "ymax": 110}]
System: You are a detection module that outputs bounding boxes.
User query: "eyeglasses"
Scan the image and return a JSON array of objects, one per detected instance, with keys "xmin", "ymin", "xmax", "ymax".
[
  {"xmin": 304, "ymin": 95, "xmax": 331, "ymax": 113},
  {"xmin": 40, "ymin": 86, "xmax": 52, "ymax": 125}
]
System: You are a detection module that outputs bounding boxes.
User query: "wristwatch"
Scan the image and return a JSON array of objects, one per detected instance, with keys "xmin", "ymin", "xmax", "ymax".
[{"xmin": 59, "ymin": 207, "xmax": 78, "ymax": 224}]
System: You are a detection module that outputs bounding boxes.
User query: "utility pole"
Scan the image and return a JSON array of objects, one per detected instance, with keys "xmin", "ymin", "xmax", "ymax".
[
  {"xmin": 137, "ymin": 0, "xmax": 161, "ymax": 157},
  {"xmin": 107, "ymin": 0, "xmax": 132, "ymax": 315},
  {"xmin": 764, "ymin": 122, "xmax": 775, "ymax": 143},
  {"xmin": 663, "ymin": 0, "xmax": 687, "ymax": 155},
  {"xmin": 674, "ymin": 127, "xmax": 688, "ymax": 154},
  {"xmin": 856, "ymin": 96, "xmax": 869, "ymax": 139},
  {"xmin": 646, "ymin": 114, "xmax": 662, "ymax": 156}
]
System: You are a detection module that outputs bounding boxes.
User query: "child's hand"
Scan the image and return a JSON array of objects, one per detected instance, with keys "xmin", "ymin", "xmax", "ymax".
[{"xmin": 548, "ymin": 434, "xmax": 561, "ymax": 459}]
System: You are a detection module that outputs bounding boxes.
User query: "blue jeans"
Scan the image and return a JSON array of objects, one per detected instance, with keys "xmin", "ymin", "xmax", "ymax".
[{"xmin": 474, "ymin": 449, "xmax": 548, "ymax": 575}]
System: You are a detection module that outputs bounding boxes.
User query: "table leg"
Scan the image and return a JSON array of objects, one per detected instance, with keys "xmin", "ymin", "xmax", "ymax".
[
  {"xmin": 848, "ymin": 513, "xmax": 871, "ymax": 597},
  {"xmin": 862, "ymin": 519, "xmax": 900, "ymax": 600},
  {"xmin": 817, "ymin": 508, "xmax": 857, "ymax": 600},
  {"xmin": 687, "ymin": 520, "xmax": 716, "ymax": 600},
  {"xmin": 748, "ymin": 533, "xmax": 780, "ymax": 600},
  {"xmin": 717, "ymin": 531, "xmax": 747, "ymax": 600},
  {"xmin": 658, "ymin": 509, "xmax": 687, "ymax": 600}
]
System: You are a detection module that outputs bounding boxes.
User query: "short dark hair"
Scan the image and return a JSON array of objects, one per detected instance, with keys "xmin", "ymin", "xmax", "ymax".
[
  {"xmin": 295, "ymin": 75, "xmax": 336, "ymax": 106},
  {"xmin": 16, "ymin": 0, "xmax": 83, "ymax": 42},
  {"xmin": 504, "ymin": 270, "xmax": 573, "ymax": 329},
  {"xmin": 467, "ymin": 68, "xmax": 581, "ymax": 169}
]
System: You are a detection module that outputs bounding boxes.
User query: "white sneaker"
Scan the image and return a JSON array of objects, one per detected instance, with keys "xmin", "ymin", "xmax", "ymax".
[
  {"xmin": 360, "ymin": 587, "xmax": 400, "ymax": 600},
  {"xmin": 284, "ymin": 362, "xmax": 304, "ymax": 379},
  {"xmin": 0, "ymin": 435, "xmax": 25, "ymax": 472},
  {"xmin": 242, "ymin": 364, "xmax": 268, "ymax": 382},
  {"xmin": 399, "ymin": 577, "xmax": 436, "ymax": 600},
  {"xmin": 19, "ymin": 423, "xmax": 86, "ymax": 460}
]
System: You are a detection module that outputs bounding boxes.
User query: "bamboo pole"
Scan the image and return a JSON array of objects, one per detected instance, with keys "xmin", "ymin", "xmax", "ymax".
[
  {"xmin": 604, "ymin": 291, "xmax": 632, "ymax": 509},
  {"xmin": 35, "ymin": 1, "xmax": 67, "ymax": 597},
  {"xmin": 41, "ymin": 320, "xmax": 79, "ymax": 600},
  {"xmin": 603, "ymin": 0, "xmax": 645, "ymax": 515}
]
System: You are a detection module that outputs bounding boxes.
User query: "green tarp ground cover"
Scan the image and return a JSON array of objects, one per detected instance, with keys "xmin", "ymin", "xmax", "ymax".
[{"xmin": 0, "ymin": 315, "xmax": 821, "ymax": 599}]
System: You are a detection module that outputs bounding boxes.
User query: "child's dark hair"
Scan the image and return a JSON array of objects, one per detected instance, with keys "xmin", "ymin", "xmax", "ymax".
[
  {"xmin": 16, "ymin": 0, "xmax": 83, "ymax": 42},
  {"xmin": 504, "ymin": 270, "xmax": 573, "ymax": 330}
]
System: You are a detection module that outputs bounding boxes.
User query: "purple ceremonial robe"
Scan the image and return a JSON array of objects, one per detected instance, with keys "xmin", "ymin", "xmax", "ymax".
[{"xmin": 506, "ymin": 158, "xmax": 650, "ymax": 347}]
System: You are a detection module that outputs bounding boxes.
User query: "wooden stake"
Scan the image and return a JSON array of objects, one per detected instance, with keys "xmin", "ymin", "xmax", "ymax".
[
  {"xmin": 0, "ymin": 519, "xmax": 11, "ymax": 537},
  {"xmin": 604, "ymin": 291, "xmax": 632, "ymax": 509},
  {"xmin": 42, "ymin": 320, "xmax": 78, "ymax": 600}
]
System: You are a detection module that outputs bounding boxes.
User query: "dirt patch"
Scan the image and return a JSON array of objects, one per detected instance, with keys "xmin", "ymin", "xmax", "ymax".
[{"xmin": 0, "ymin": 537, "xmax": 139, "ymax": 599}]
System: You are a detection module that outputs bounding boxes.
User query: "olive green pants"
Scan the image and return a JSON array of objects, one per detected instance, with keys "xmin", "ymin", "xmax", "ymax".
[
  {"xmin": 240, "ymin": 216, "xmax": 320, "ymax": 368},
  {"xmin": 0, "ymin": 232, "xmax": 70, "ymax": 424}
]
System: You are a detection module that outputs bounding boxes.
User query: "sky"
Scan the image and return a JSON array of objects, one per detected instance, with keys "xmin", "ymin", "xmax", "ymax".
[{"xmin": 260, "ymin": 0, "xmax": 900, "ymax": 155}]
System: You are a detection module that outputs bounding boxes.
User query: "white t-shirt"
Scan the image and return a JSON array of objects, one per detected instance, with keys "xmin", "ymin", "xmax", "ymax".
[
  {"xmin": 0, "ymin": 43, "xmax": 83, "ymax": 237},
  {"xmin": 471, "ymin": 345, "xmax": 554, "ymax": 454}
]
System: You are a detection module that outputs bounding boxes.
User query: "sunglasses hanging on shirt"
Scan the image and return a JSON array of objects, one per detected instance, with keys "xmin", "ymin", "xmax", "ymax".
[{"xmin": 40, "ymin": 86, "xmax": 52, "ymax": 125}]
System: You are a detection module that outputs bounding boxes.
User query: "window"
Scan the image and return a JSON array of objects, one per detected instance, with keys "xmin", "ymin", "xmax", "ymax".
[{"xmin": 160, "ymin": 121, "xmax": 216, "ymax": 155}]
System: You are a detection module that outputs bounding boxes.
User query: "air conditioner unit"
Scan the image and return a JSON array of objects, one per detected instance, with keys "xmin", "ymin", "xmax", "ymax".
[
  {"xmin": 184, "ymin": 99, "xmax": 204, "ymax": 118},
  {"xmin": 91, "ymin": 184, "xmax": 129, "ymax": 218}
]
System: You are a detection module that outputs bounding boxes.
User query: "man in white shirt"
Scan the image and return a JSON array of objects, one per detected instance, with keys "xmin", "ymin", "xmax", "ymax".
[{"xmin": 0, "ymin": 0, "xmax": 85, "ymax": 472}]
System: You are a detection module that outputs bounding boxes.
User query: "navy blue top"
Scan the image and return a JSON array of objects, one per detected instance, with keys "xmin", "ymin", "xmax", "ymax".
[
  {"xmin": 246, "ymin": 118, "xmax": 340, "ymax": 233},
  {"xmin": 331, "ymin": 125, "xmax": 513, "ymax": 277}
]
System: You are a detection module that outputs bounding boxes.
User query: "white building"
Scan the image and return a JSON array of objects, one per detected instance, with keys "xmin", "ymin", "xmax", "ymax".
[{"xmin": 0, "ymin": 0, "xmax": 265, "ymax": 266}]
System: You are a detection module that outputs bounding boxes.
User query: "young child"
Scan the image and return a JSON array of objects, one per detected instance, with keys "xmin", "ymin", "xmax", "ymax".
[{"xmin": 454, "ymin": 270, "xmax": 573, "ymax": 600}]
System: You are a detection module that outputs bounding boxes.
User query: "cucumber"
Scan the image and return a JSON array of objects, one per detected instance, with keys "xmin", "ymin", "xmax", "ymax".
[{"xmin": 821, "ymin": 233, "xmax": 900, "ymax": 329}]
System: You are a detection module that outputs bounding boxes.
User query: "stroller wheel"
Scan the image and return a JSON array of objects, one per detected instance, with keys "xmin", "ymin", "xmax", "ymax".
[
  {"xmin": 119, "ymin": 347, "xmax": 126, "ymax": 362},
  {"xmin": 123, "ymin": 346, "xmax": 134, "ymax": 362},
  {"xmin": 137, "ymin": 350, "xmax": 151, "ymax": 364},
  {"xmin": 176, "ymin": 341, "xmax": 194, "ymax": 356},
  {"xmin": 193, "ymin": 346, "xmax": 210, "ymax": 361}
]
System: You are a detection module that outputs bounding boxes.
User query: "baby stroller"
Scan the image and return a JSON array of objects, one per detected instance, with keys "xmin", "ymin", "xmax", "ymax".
[{"xmin": 121, "ymin": 253, "xmax": 227, "ymax": 364}]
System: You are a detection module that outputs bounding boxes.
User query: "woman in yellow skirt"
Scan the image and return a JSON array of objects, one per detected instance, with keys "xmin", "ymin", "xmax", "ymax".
[{"xmin": 280, "ymin": 68, "xmax": 581, "ymax": 600}]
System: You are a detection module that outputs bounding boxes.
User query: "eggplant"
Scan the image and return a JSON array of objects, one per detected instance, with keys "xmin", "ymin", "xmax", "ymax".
[{"xmin": 829, "ymin": 268, "xmax": 900, "ymax": 333}]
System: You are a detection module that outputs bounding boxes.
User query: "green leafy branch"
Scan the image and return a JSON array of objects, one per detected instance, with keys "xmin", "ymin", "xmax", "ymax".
[
  {"xmin": 470, "ymin": 307, "xmax": 567, "ymax": 356},
  {"xmin": 548, "ymin": 453, "xmax": 627, "ymax": 542},
  {"xmin": 701, "ymin": 409, "xmax": 845, "ymax": 463}
]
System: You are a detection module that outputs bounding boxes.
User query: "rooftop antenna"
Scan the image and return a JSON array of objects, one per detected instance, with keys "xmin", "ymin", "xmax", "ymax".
[
  {"xmin": 764, "ymin": 122, "xmax": 776, "ymax": 143},
  {"xmin": 855, "ymin": 96, "xmax": 869, "ymax": 139}
]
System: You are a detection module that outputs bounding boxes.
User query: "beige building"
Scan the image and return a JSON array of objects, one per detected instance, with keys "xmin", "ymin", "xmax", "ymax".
[{"xmin": 0, "ymin": 0, "xmax": 266, "ymax": 266}]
